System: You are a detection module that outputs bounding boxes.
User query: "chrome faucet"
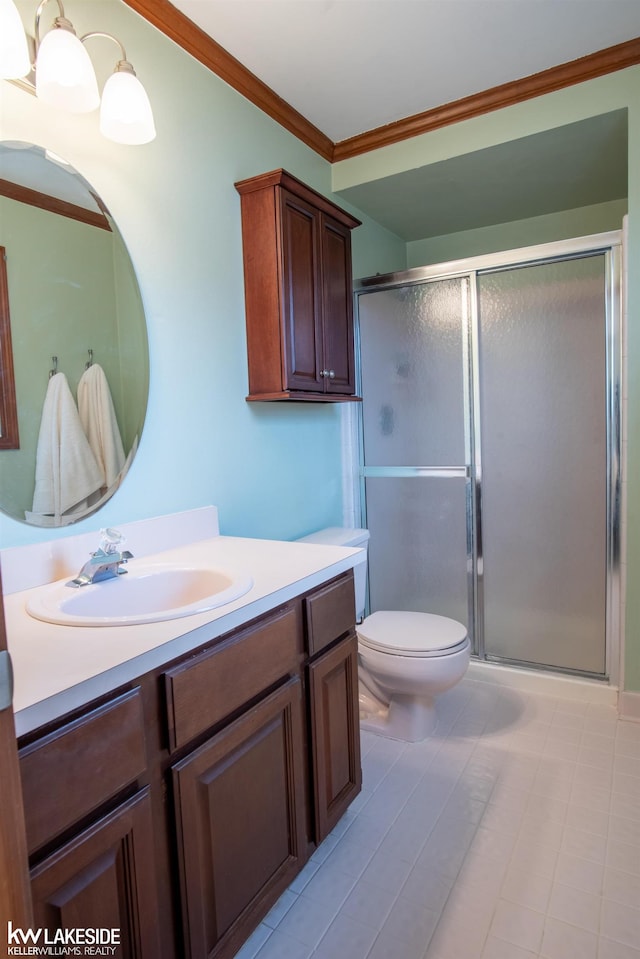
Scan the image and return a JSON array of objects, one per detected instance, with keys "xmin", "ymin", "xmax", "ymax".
[{"xmin": 67, "ymin": 528, "xmax": 133, "ymax": 588}]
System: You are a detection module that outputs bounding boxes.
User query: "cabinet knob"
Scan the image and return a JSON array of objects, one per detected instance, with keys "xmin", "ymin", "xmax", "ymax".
[
  {"xmin": 320, "ymin": 369, "xmax": 328, "ymax": 378},
  {"xmin": 328, "ymin": 370, "xmax": 335, "ymax": 379}
]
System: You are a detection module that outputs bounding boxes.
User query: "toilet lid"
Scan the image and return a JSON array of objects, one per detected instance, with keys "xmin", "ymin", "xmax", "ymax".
[{"xmin": 357, "ymin": 611, "xmax": 468, "ymax": 657}]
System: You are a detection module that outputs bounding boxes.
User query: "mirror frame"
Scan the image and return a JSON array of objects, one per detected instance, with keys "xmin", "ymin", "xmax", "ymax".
[{"xmin": 0, "ymin": 246, "xmax": 19, "ymax": 451}]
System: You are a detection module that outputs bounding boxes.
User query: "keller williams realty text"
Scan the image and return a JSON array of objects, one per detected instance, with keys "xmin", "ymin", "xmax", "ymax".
[{"xmin": 7, "ymin": 923, "xmax": 120, "ymax": 953}]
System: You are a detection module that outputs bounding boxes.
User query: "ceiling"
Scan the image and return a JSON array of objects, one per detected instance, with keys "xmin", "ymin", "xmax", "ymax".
[
  {"xmin": 169, "ymin": 0, "xmax": 640, "ymax": 143},
  {"xmin": 162, "ymin": 1, "xmax": 636, "ymax": 242}
]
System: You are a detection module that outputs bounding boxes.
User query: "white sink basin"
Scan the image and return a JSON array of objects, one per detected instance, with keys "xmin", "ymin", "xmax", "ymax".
[{"xmin": 26, "ymin": 563, "xmax": 254, "ymax": 627}]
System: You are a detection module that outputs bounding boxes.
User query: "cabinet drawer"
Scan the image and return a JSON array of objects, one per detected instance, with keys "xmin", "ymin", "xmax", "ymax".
[
  {"xmin": 165, "ymin": 602, "xmax": 302, "ymax": 752},
  {"xmin": 305, "ymin": 573, "xmax": 355, "ymax": 656},
  {"xmin": 20, "ymin": 688, "xmax": 147, "ymax": 855}
]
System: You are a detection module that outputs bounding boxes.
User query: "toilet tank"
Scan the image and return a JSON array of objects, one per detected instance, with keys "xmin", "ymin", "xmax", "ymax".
[{"xmin": 296, "ymin": 527, "xmax": 370, "ymax": 621}]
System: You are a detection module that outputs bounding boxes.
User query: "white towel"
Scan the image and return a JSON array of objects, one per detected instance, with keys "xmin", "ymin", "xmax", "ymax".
[
  {"xmin": 30, "ymin": 372, "xmax": 104, "ymax": 522},
  {"xmin": 77, "ymin": 363, "xmax": 126, "ymax": 489}
]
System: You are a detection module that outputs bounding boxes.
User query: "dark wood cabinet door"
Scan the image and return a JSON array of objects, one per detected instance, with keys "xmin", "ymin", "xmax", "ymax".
[
  {"xmin": 280, "ymin": 190, "xmax": 323, "ymax": 392},
  {"xmin": 321, "ymin": 215, "xmax": 356, "ymax": 395},
  {"xmin": 172, "ymin": 677, "xmax": 307, "ymax": 959},
  {"xmin": 30, "ymin": 788, "xmax": 162, "ymax": 959},
  {"xmin": 309, "ymin": 633, "xmax": 362, "ymax": 842}
]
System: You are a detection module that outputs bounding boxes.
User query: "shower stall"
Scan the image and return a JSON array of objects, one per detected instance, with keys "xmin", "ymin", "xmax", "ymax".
[{"xmin": 355, "ymin": 234, "xmax": 621, "ymax": 679}]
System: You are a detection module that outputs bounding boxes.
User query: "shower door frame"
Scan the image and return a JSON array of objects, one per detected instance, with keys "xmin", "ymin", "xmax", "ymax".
[{"xmin": 354, "ymin": 231, "xmax": 622, "ymax": 684}]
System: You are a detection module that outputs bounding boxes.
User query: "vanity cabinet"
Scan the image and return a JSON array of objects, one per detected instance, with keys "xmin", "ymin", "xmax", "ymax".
[
  {"xmin": 17, "ymin": 570, "xmax": 361, "ymax": 959},
  {"xmin": 235, "ymin": 169, "xmax": 361, "ymax": 402},
  {"xmin": 172, "ymin": 679, "xmax": 307, "ymax": 959},
  {"xmin": 19, "ymin": 688, "xmax": 162, "ymax": 958},
  {"xmin": 304, "ymin": 574, "xmax": 362, "ymax": 842},
  {"xmin": 30, "ymin": 789, "xmax": 161, "ymax": 958},
  {"xmin": 308, "ymin": 635, "xmax": 361, "ymax": 841}
]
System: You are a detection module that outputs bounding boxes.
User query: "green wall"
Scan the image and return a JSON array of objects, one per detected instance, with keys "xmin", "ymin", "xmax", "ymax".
[
  {"xmin": 0, "ymin": 1, "xmax": 404, "ymax": 547},
  {"xmin": 406, "ymin": 199, "xmax": 627, "ymax": 267}
]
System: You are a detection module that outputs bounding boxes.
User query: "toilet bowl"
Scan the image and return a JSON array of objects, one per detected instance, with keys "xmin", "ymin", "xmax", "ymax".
[
  {"xmin": 296, "ymin": 527, "xmax": 470, "ymax": 742},
  {"xmin": 357, "ymin": 610, "xmax": 470, "ymax": 741}
]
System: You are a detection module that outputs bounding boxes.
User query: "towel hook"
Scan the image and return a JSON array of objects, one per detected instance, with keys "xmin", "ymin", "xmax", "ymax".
[
  {"xmin": 49, "ymin": 356, "xmax": 58, "ymax": 378},
  {"xmin": 85, "ymin": 349, "xmax": 93, "ymax": 370}
]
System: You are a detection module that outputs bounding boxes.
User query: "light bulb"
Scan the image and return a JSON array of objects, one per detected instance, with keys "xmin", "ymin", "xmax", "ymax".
[
  {"xmin": 0, "ymin": 0, "xmax": 30, "ymax": 79},
  {"xmin": 100, "ymin": 65, "xmax": 156, "ymax": 145},
  {"xmin": 35, "ymin": 25, "xmax": 99, "ymax": 113}
]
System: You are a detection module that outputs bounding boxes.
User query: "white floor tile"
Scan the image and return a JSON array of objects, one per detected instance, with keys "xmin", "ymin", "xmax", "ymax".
[
  {"xmin": 234, "ymin": 684, "xmax": 640, "ymax": 959},
  {"xmin": 603, "ymin": 866, "xmax": 640, "ymax": 909},
  {"xmin": 275, "ymin": 894, "xmax": 338, "ymax": 948},
  {"xmin": 368, "ymin": 929, "xmax": 429, "ymax": 959},
  {"xmin": 299, "ymin": 862, "xmax": 356, "ymax": 910},
  {"xmin": 489, "ymin": 899, "xmax": 545, "ymax": 953},
  {"xmin": 540, "ymin": 916, "xmax": 598, "ymax": 959},
  {"xmin": 400, "ymin": 862, "xmax": 453, "ymax": 913},
  {"xmin": 323, "ymin": 836, "xmax": 376, "ymax": 878},
  {"xmin": 546, "ymin": 881, "xmax": 601, "ymax": 934},
  {"xmin": 380, "ymin": 895, "xmax": 441, "ymax": 950},
  {"xmin": 233, "ymin": 924, "xmax": 272, "ymax": 959},
  {"xmin": 312, "ymin": 913, "xmax": 378, "ymax": 959},
  {"xmin": 501, "ymin": 864, "xmax": 552, "ymax": 913},
  {"xmin": 606, "ymin": 837, "xmax": 640, "ymax": 876},
  {"xmin": 598, "ymin": 937, "xmax": 640, "ymax": 959},
  {"xmin": 340, "ymin": 879, "xmax": 398, "ymax": 931},
  {"xmin": 262, "ymin": 889, "xmax": 297, "ymax": 928},
  {"xmin": 553, "ymin": 851, "xmax": 604, "ymax": 896},
  {"xmin": 481, "ymin": 934, "xmax": 538, "ymax": 958},
  {"xmin": 253, "ymin": 928, "xmax": 314, "ymax": 959},
  {"xmin": 600, "ymin": 899, "xmax": 640, "ymax": 950}
]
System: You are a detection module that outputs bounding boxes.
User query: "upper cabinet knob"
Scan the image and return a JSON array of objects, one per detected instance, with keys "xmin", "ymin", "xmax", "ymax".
[{"xmin": 328, "ymin": 370, "xmax": 335, "ymax": 378}]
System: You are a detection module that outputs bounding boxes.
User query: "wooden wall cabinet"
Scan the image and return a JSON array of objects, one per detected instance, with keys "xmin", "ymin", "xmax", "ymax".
[
  {"xmin": 235, "ymin": 169, "xmax": 361, "ymax": 402},
  {"xmin": 18, "ymin": 571, "xmax": 361, "ymax": 959}
]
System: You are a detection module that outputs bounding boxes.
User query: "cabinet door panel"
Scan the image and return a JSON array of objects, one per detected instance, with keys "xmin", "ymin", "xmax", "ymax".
[
  {"xmin": 173, "ymin": 678, "xmax": 306, "ymax": 959},
  {"xmin": 309, "ymin": 634, "xmax": 361, "ymax": 841},
  {"xmin": 280, "ymin": 191, "xmax": 323, "ymax": 391},
  {"xmin": 321, "ymin": 216, "xmax": 355, "ymax": 394},
  {"xmin": 30, "ymin": 788, "xmax": 161, "ymax": 959}
]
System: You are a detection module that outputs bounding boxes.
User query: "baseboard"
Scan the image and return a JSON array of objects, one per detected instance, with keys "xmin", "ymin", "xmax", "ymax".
[
  {"xmin": 619, "ymin": 690, "xmax": 640, "ymax": 722},
  {"xmin": 467, "ymin": 660, "xmax": 618, "ymax": 706}
]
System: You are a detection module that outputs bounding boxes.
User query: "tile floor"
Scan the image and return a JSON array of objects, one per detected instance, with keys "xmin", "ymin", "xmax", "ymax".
[{"xmin": 234, "ymin": 677, "xmax": 640, "ymax": 959}]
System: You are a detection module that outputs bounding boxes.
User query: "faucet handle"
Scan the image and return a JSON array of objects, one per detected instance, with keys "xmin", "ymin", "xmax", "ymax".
[{"xmin": 99, "ymin": 527, "xmax": 126, "ymax": 555}]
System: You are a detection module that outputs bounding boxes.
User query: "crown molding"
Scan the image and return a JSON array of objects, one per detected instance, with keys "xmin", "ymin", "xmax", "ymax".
[
  {"xmin": 122, "ymin": 0, "xmax": 334, "ymax": 161},
  {"xmin": 121, "ymin": 2, "xmax": 640, "ymax": 164},
  {"xmin": 333, "ymin": 36, "xmax": 640, "ymax": 160}
]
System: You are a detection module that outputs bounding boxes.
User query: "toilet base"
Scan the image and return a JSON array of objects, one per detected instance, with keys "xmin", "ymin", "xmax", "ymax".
[{"xmin": 359, "ymin": 692, "xmax": 438, "ymax": 742}]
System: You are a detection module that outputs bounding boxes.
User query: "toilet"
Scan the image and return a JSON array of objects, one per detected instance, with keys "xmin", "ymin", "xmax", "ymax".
[{"xmin": 297, "ymin": 527, "xmax": 471, "ymax": 741}]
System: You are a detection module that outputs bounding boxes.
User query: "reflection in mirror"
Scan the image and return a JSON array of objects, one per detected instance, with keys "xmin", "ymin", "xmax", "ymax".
[{"xmin": 0, "ymin": 142, "xmax": 149, "ymax": 526}]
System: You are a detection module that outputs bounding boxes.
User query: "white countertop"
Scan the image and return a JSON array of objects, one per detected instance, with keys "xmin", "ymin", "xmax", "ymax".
[{"xmin": 5, "ymin": 535, "xmax": 364, "ymax": 737}]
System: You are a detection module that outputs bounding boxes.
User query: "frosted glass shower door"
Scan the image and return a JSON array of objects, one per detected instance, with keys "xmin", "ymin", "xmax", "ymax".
[
  {"xmin": 358, "ymin": 279, "xmax": 471, "ymax": 630},
  {"xmin": 478, "ymin": 256, "xmax": 608, "ymax": 674}
]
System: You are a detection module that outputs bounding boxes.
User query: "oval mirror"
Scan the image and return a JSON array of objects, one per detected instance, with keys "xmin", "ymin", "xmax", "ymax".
[{"xmin": 0, "ymin": 141, "xmax": 149, "ymax": 527}]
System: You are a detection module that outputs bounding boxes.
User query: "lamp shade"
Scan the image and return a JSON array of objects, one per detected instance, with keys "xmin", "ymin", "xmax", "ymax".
[
  {"xmin": 0, "ymin": 0, "xmax": 30, "ymax": 79},
  {"xmin": 100, "ymin": 69, "xmax": 156, "ymax": 145},
  {"xmin": 35, "ymin": 26, "xmax": 99, "ymax": 113}
]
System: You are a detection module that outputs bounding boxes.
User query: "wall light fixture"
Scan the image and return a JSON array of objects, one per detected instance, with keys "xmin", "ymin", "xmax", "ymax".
[{"xmin": 0, "ymin": 0, "xmax": 156, "ymax": 145}]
